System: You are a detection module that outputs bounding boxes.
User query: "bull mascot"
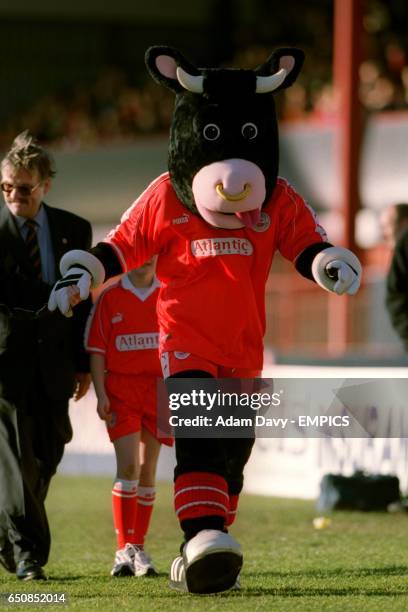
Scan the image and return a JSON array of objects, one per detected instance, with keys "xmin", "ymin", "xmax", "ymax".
[{"xmin": 49, "ymin": 47, "xmax": 361, "ymax": 593}]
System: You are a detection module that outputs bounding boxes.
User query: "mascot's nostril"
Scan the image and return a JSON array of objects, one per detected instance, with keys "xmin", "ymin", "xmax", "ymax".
[{"xmin": 215, "ymin": 183, "xmax": 252, "ymax": 202}]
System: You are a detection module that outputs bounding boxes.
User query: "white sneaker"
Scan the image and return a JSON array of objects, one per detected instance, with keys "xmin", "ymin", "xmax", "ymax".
[
  {"xmin": 169, "ymin": 556, "xmax": 241, "ymax": 593},
  {"xmin": 133, "ymin": 546, "xmax": 158, "ymax": 577},
  {"xmin": 169, "ymin": 530, "xmax": 243, "ymax": 594},
  {"xmin": 110, "ymin": 543, "xmax": 136, "ymax": 577},
  {"xmin": 169, "ymin": 556, "xmax": 187, "ymax": 592}
]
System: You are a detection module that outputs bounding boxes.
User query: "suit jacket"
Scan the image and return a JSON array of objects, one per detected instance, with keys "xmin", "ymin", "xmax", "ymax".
[{"xmin": 0, "ymin": 203, "xmax": 92, "ymax": 403}]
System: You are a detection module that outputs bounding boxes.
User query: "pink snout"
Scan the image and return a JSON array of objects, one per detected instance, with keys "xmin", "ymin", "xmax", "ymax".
[{"xmin": 192, "ymin": 159, "xmax": 266, "ymax": 212}]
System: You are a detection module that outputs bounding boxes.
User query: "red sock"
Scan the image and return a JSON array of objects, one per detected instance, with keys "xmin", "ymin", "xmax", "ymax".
[
  {"xmin": 112, "ymin": 479, "xmax": 138, "ymax": 549},
  {"xmin": 133, "ymin": 486, "xmax": 156, "ymax": 547},
  {"xmin": 226, "ymin": 494, "xmax": 239, "ymax": 526},
  {"xmin": 174, "ymin": 472, "xmax": 229, "ymax": 524}
]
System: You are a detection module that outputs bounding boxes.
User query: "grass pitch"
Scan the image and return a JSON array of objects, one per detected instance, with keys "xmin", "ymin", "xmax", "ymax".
[{"xmin": 1, "ymin": 476, "xmax": 408, "ymax": 611}]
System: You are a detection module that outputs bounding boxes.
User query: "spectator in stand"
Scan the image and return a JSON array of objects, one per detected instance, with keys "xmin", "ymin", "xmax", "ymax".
[
  {"xmin": 380, "ymin": 202, "xmax": 408, "ymax": 248},
  {"xmin": 383, "ymin": 203, "xmax": 408, "ymax": 350}
]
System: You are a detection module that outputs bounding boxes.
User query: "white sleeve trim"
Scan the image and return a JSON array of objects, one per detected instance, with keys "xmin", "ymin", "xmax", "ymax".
[{"xmin": 86, "ymin": 347, "xmax": 106, "ymax": 355}]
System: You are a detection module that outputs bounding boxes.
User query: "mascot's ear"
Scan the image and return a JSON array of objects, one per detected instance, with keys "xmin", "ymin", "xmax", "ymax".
[
  {"xmin": 255, "ymin": 47, "xmax": 305, "ymax": 93},
  {"xmin": 145, "ymin": 46, "xmax": 201, "ymax": 93}
]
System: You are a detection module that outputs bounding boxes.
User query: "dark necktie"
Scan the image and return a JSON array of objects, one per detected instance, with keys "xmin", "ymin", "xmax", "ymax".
[{"xmin": 25, "ymin": 219, "xmax": 42, "ymax": 280}]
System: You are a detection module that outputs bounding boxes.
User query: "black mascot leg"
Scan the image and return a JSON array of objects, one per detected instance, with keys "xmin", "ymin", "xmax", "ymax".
[{"xmin": 167, "ymin": 370, "xmax": 243, "ymax": 594}]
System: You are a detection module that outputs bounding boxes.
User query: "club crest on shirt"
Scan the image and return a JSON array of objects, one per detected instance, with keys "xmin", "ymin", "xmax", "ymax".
[
  {"xmin": 191, "ymin": 237, "xmax": 253, "ymax": 258},
  {"xmin": 174, "ymin": 351, "xmax": 190, "ymax": 360},
  {"xmin": 115, "ymin": 332, "xmax": 159, "ymax": 351},
  {"xmin": 251, "ymin": 212, "xmax": 271, "ymax": 233}
]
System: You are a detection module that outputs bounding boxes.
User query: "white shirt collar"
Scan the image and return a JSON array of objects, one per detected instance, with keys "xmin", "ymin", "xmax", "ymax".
[
  {"xmin": 121, "ymin": 274, "xmax": 160, "ymax": 301},
  {"xmin": 15, "ymin": 204, "xmax": 46, "ymax": 230}
]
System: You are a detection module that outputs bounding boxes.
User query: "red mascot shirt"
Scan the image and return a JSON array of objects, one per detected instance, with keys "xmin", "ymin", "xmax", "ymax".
[{"xmin": 105, "ymin": 173, "xmax": 327, "ymax": 370}]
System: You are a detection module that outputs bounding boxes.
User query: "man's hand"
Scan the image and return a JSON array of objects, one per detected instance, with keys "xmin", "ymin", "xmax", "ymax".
[
  {"xmin": 73, "ymin": 372, "xmax": 91, "ymax": 401},
  {"xmin": 67, "ymin": 285, "xmax": 82, "ymax": 307}
]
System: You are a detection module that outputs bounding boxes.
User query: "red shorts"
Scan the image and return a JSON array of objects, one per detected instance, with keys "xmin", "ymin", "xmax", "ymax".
[
  {"xmin": 160, "ymin": 351, "xmax": 261, "ymax": 379},
  {"xmin": 104, "ymin": 372, "xmax": 173, "ymax": 446}
]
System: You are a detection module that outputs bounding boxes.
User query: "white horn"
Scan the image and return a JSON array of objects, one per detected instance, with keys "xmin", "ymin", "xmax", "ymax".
[
  {"xmin": 256, "ymin": 68, "xmax": 287, "ymax": 93},
  {"xmin": 176, "ymin": 67, "xmax": 204, "ymax": 93}
]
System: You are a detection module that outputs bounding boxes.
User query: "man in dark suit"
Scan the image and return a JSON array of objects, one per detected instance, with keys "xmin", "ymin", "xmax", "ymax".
[{"xmin": 0, "ymin": 131, "xmax": 92, "ymax": 581}]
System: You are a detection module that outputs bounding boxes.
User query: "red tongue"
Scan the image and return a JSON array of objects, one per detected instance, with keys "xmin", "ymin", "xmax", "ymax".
[{"xmin": 235, "ymin": 208, "xmax": 261, "ymax": 228}]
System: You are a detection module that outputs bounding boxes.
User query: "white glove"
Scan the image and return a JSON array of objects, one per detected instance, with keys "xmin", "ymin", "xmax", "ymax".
[
  {"xmin": 325, "ymin": 260, "xmax": 360, "ymax": 295},
  {"xmin": 48, "ymin": 267, "xmax": 92, "ymax": 317},
  {"xmin": 311, "ymin": 246, "xmax": 362, "ymax": 296},
  {"xmin": 47, "ymin": 249, "xmax": 105, "ymax": 317}
]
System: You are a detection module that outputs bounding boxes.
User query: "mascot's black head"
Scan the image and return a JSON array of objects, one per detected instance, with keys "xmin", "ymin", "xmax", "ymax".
[{"xmin": 145, "ymin": 46, "xmax": 304, "ymax": 229}]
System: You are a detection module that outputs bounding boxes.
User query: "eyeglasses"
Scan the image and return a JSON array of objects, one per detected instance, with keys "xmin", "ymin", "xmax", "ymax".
[{"xmin": 1, "ymin": 181, "xmax": 42, "ymax": 196}]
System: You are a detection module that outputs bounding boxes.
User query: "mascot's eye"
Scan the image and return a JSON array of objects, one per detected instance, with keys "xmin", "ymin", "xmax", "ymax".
[
  {"xmin": 241, "ymin": 122, "xmax": 258, "ymax": 139},
  {"xmin": 203, "ymin": 123, "xmax": 221, "ymax": 141}
]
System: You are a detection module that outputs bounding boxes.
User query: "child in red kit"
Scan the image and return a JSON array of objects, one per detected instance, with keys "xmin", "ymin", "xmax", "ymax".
[{"xmin": 85, "ymin": 257, "xmax": 172, "ymax": 577}]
